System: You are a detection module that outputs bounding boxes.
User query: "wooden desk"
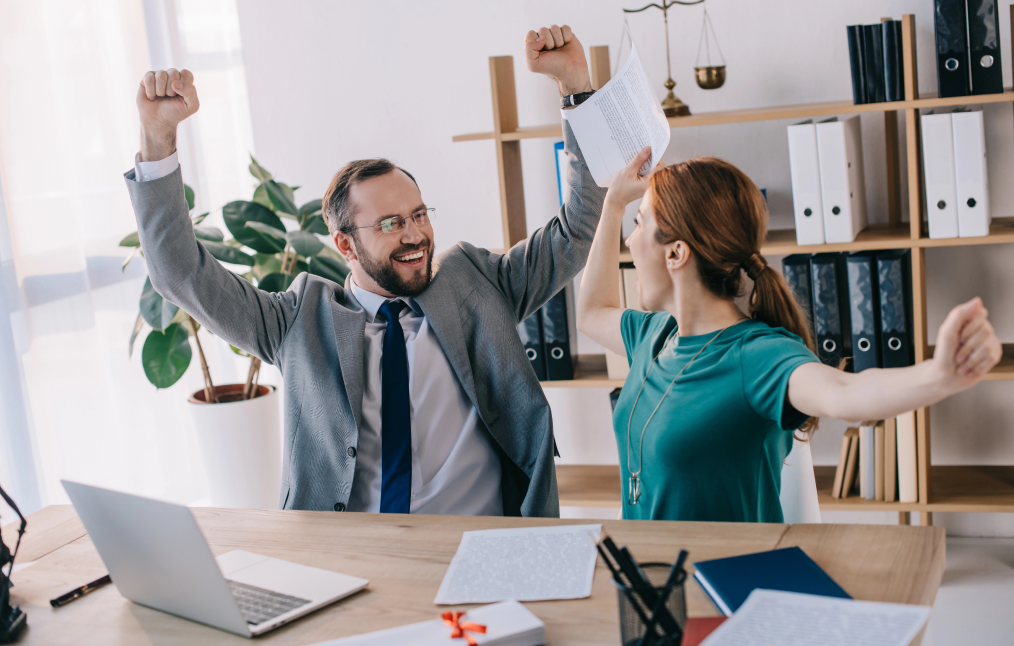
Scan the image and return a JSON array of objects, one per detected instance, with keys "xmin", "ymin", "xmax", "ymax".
[{"xmin": 3, "ymin": 506, "xmax": 945, "ymax": 645}]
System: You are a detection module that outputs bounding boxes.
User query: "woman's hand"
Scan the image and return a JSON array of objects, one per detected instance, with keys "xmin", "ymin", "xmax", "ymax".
[
  {"xmin": 931, "ymin": 297, "xmax": 1003, "ymax": 391},
  {"xmin": 603, "ymin": 147, "xmax": 663, "ymax": 210}
]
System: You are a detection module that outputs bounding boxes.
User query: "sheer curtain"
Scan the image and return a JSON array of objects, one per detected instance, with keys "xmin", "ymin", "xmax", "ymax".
[{"xmin": 0, "ymin": 0, "xmax": 265, "ymax": 516}]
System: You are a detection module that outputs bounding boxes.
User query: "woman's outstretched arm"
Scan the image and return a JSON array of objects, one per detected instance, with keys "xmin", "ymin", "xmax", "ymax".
[
  {"xmin": 787, "ymin": 297, "xmax": 1002, "ymax": 422},
  {"xmin": 576, "ymin": 147, "xmax": 656, "ymax": 355}
]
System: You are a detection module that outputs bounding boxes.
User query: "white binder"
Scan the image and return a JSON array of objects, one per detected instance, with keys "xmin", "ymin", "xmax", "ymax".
[
  {"xmin": 951, "ymin": 110, "xmax": 991, "ymax": 238},
  {"xmin": 920, "ymin": 111, "xmax": 959, "ymax": 239},
  {"xmin": 816, "ymin": 116, "xmax": 868, "ymax": 243},
  {"xmin": 787, "ymin": 121, "xmax": 825, "ymax": 245}
]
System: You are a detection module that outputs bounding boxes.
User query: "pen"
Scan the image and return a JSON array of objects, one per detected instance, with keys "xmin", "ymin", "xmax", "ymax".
[
  {"xmin": 593, "ymin": 534, "xmax": 655, "ymax": 628},
  {"xmin": 50, "ymin": 574, "xmax": 112, "ymax": 607},
  {"xmin": 636, "ymin": 550, "xmax": 689, "ymax": 646},
  {"xmin": 617, "ymin": 545, "xmax": 681, "ymax": 635}
]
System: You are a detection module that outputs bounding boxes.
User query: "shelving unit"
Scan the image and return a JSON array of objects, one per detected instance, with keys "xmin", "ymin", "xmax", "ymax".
[{"xmin": 454, "ymin": 13, "xmax": 1014, "ymax": 525}]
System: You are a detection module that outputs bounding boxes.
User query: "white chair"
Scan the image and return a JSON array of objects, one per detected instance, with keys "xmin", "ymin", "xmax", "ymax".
[{"xmin": 779, "ymin": 438, "xmax": 822, "ymax": 524}]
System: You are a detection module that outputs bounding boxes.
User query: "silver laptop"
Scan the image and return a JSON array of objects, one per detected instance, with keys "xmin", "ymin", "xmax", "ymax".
[{"xmin": 61, "ymin": 480, "xmax": 368, "ymax": 637}]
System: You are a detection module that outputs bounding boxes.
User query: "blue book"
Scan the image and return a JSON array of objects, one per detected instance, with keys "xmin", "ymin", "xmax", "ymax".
[{"xmin": 693, "ymin": 547, "xmax": 851, "ymax": 616}]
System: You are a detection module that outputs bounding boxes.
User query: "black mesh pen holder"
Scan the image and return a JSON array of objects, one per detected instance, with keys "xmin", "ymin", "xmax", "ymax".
[{"xmin": 613, "ymin": 563, "xmax": 687, "ymax": 646}]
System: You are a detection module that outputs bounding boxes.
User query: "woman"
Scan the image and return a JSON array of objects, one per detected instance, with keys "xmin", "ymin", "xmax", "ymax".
[{"xmin": 578, "ymin": 147, "xmax": 1003, "ymax": 523}]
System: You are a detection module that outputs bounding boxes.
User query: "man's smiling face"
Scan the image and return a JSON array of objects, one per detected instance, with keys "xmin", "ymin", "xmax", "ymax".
[{"xmin": 336, "ymin": 168, "xmax": 434, "ymax": 298}]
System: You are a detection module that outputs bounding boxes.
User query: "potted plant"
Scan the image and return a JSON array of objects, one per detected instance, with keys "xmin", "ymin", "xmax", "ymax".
[{"xmin": 120, "ymin": 157, "xmax": 348, "ymax": 508}]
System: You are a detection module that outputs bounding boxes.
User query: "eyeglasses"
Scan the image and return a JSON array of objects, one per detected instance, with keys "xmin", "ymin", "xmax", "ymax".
[{"xmin": 345, "ymin": 208, "xmax": 435, "ymax": 235}]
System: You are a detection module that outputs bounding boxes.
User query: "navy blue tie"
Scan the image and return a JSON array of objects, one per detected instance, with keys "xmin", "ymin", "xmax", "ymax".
[{"xmin": 377, "ymin": 300, "xmax": 412, "ymax": 513}]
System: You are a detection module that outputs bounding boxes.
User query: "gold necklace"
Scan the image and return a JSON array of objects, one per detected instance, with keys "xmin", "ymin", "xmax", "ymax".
[{"xmin": 624, "ymin": 322, "xmax": 736, "ymax": 506}]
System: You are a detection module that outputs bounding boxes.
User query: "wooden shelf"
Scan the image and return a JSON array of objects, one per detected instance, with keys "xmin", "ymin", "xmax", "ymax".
[
  {"xmin": 816, "ymin": 465, "xmax": 1014, "ymax": 513},
  {"xmin": 562, "ymin": 464, "xmax": 1014, "ymax": 513},
  {"xmin": 541, "ymin": 354, "xmax": 625, "ymax": 388},
  {"xmin": 453, "ymin": 90, "xmax": 1014, "ymax": 143},
  {"xmin": 558, "ymin": 465, "xmax": 621, "ymax": 507},
  {"xmin": 762, "ymin": 217, "xmax": 1014, "ymax": 256},
  {"xmin": 927, "ymin": 343, "xmax": 1014, "ymax": 381}
]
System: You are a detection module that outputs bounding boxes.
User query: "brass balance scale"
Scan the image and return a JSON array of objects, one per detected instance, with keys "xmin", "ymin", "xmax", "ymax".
[{"xmin": 624, "ymin": 0, "xmax": 727, "ymax": 117}]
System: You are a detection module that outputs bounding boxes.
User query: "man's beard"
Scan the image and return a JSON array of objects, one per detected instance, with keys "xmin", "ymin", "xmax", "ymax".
[{"xmin": 355, "ymin": 237, "xmax": 434, "ymax": 297}]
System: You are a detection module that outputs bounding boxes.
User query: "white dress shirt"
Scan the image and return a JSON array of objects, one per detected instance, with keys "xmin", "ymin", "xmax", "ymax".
[{"xmin": 132, "ymin": 154, "xmax": 503, "ymax": 516}]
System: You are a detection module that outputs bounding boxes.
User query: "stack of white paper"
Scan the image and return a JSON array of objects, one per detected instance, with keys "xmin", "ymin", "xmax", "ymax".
[
  {"xmin": 435, "ymin": 524, "xmax": 601, "ymax": 605},
  {"xmin": 305, "ymin": 600, "xmax": 544, "ymax": 646},
  {"xmin": 564, "ymin": 45, "xmax": 670, "ymax": 188},
  {"xmin": 700, "ymin": 589, "xmax": 931, "ymax": 646}
]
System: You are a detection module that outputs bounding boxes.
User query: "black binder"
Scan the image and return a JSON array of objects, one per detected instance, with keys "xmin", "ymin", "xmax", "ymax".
[
  {"xmin": 863, "ymin": 23, "xmax": 887, "ymax": 104},
  {"xmin": 934, "ymin": 0, "xmax": 971, "ymax": 97},
  {"xmin": 782, "ymin": 254, "xmax": 815, "ymax": 341},
  {"xmin": 609, "ymin": 388, "xmax": 622, "ymax": 412},
  {"xmin": 882, "ymin": 20, "xmax": 905, "ymax": 102},
  {"xmin": 847, "ymin": 25, "xmax": 867, "ymax": 104},
  {"xmin": 846, "ymin": 252, "xmax": 882, "ymax": 373},
  {"xmin": 967, "ymin": 0, "xmax": 1004, "ymax": 95},
  {"xmin": 810, "ymin": 253, "xmax": 852, "ymax": 369},
  {"xmin": 517, "ymin": 312, "xmax": 547, "ymax": 381},
  {"xmin": 876, "ymin": 249, "xmax": 915, "ymax": 368},
  {"xmin": 541, "ymin": 284, "xmax": 576, "ymax": 381}
]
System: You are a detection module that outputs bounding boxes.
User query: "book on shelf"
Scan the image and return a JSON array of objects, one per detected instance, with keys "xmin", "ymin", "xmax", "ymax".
[
  {"xmin": 832, "ymin": 427, "xmax": 859, "ymax": 498},
  {"xmin": 897, "ymin": 411, "xmax": 919, "ymax": 503},
  {"xmin": 842, "ymin": 427, "xmax": 860, "ymax": 498},
  {"xmin": 874, "ymin": 420, "xmax": 886, "ymax": 501},
  {"xmin": 884, "ymin": 417, "xmax": 898, "ymax": 502},
  {"xmin": 845, "ymin": 19, "xmax": 903, "ymax": 104},
  {"xmin": 860, "ymin": 421, "xmax": 877, "ymax": 500}
]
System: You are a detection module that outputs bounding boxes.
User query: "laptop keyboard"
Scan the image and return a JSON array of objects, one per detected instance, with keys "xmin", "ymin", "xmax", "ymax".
[{"xmin": 227, "ymin": 579, "xmax": 311, "ymax": 626}]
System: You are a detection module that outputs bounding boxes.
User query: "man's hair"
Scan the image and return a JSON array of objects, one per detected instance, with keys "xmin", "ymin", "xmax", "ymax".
[{"xmin": 321, "ymin": 158, "xmax": 418, "ymax": 237}]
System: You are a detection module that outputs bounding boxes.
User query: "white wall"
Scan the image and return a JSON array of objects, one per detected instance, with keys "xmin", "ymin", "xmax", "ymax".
[{"xmin": 234, "ymin": 0, "xmax": 1014, "ymax": 535}]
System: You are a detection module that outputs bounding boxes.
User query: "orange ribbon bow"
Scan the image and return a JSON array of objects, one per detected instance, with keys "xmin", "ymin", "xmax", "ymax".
[{"xmin": 441, "ymin": 611, "xmax": 487, "ymax": 646}]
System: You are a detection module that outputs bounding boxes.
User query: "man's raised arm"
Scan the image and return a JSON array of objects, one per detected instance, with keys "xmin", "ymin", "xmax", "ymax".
[
  {"xmin": 467, "ymin": 25, "xmax": 608, "ymax": 323},
  {"xmin": 126, "ymin": 69, "xmax": 303, "ymax": 366}
]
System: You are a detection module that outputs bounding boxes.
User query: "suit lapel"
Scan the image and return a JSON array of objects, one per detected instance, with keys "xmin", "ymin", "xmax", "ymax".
[{"xmin": 333, "ymin": 281, "xmax": 367, "ymax": 428}]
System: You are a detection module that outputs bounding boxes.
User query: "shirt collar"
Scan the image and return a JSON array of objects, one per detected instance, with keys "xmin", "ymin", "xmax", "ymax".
[{"xmin": 349, "ymin": 278, "xmax": 422, "ymax": 323}]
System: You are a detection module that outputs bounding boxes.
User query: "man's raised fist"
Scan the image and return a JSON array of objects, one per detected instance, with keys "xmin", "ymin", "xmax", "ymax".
[
  {"xmin": 524, "ymin": 25, "xmax": 591, "ymax": 97},
  {"xmin": 136, "ymin": 68, "xmax": 199, "ymax": 161}
]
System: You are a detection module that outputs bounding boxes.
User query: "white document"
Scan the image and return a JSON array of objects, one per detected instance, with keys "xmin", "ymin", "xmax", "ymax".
[
  {"xmin": 952, "ymin": 110, "xmax": 991, "ymax": 237},
  {"xmin": 306, "ymin": 600, "xmax": 544, "ymax": 646},
  {"xmin": 816, "ymin": 116, "xmax": 868, "ymax": 243},
  {"xmin": 434, "ymin": 524, "xmax": 601, "ymax": 605},
  {"xmin": 921, "ymin": 111, "xmax": 959, "ymax": 239},
  {"xmin": 564, "ymin": 45, "xmax": 670, "ymax": 187},
  {"xmin": 787, "ymin": 121, "xmax": 825, "ymax": 245},
  {"xmin": 701, "ymin": 590, "xmax": 930, "ymax": 646}
]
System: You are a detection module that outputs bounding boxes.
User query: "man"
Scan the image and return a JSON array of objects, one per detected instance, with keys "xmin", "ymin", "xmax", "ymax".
[{"xmin": 127, "ymin": 25, "xmax": 612, "ymax": 516}]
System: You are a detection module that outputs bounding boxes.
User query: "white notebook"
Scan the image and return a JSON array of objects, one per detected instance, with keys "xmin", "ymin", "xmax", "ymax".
[{"xmin": 307, "ymin": 600, "xmax": 544, "ymax": 646}]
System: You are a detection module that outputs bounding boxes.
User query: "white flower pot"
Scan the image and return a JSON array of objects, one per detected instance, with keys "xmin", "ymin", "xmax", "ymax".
[{"xmin": 188, "ymin": 384, "xmax": 282, "ymax": 509}]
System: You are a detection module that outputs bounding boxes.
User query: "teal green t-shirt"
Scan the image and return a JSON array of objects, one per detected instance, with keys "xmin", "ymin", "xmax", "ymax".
[{"xmin": 614, "ymin": 311, "xmax": 819, "ymax": 523}]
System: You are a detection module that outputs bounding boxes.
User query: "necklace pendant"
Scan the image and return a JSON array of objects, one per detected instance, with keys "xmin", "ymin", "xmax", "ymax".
[{"xmin": 628, "ymin": 475, "xmax": 641, "ymax": 506}]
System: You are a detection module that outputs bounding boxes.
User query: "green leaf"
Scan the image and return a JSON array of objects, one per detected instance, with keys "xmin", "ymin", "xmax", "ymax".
[
  {"xmin": 139, "ymin": 276, "xmax": 179, "ymax": 330},
  {"xmin": 193, "ymin": 225, "xmax": 224, "ymax": 242},
  {"xmin": 203, "ymin": 241, "xmax": 256, "ymax": 266},
  {"xmin": 308, "ymin": 255, "xmax": 349, "ymax": 284},
  {"xmin": 119, "ymin": 231, "xmax": 141, "ymax": 247},
  {"xmin": 265, "ymin": 180, "xmax": 298, "ymax": 216},
  {"xmin": 230, "ymin": 344, "xmax": 250, "ymax": 357},
  {"xmin": 258, "ymin": 272, "xmax": 298, "ymax": 293},
  {"xmin": 184, "ymin": 184, "xmax": 196, "ymax": 211},
  {"xmin": 252, "ymin": 182, "xmax": 273, "ymax": 210},
  {"xmin": 169, "ymin": 308, "xmax": 194, "ymax": 328},
  {"xmin": 141, "ymin": 324, "xmax": 192, "ymax": 388},
  {"xmin": 223, "ymin": 200, "xmax": 286, "ymax": 253},
  {"xmin": 192, "ymin": 211, "xmax": 210, "ymax": 225},
  {"xmin": 245, "ymin": 220, "xmax": 286, "ymax": 240},
  {"xmin": 299, "ymin": 199, "xmax": 322, "ymax": 217},
  {"xmin": 128, "ymin": 312, "xmax": 145, "ymax": 358},
  {"xmin": 286, "ymin": 230, "xmax": 324, "ymax": 257},
  {"xmin": 253, "ymin": 253, "xmax": 282, "ymax": 281},
  {"xmin": 249, "ymin": 155, "xmax": 273, "ymax": 183},
  {"xmin": 303, "ymin": 214, "xmax": 330, "ymax": 235},
  {"xmin": 122, "ymin": 246, "xmax": 139, "ymax": 272}
]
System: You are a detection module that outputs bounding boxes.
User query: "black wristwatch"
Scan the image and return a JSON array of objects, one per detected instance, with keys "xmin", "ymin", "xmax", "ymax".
[{"xmin": 561, "ymin": 90, "xmax": 595, "ymax": 109}]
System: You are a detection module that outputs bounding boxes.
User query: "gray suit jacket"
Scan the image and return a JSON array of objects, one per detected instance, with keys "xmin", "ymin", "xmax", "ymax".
[{"xmin": 124, "ymin": 121, "xmax": 606, "ymax": 517}]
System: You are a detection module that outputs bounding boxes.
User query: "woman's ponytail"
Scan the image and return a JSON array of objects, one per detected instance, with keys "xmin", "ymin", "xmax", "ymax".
[{"xmin": 744, "ymin": 253, "xmax": 814, "ymax": 353}]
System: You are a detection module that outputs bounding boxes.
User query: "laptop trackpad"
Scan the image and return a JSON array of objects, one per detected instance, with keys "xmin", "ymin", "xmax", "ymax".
[{"xmin": 216, "ymin": 550, "xmax": 368, "ymax": 601}]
